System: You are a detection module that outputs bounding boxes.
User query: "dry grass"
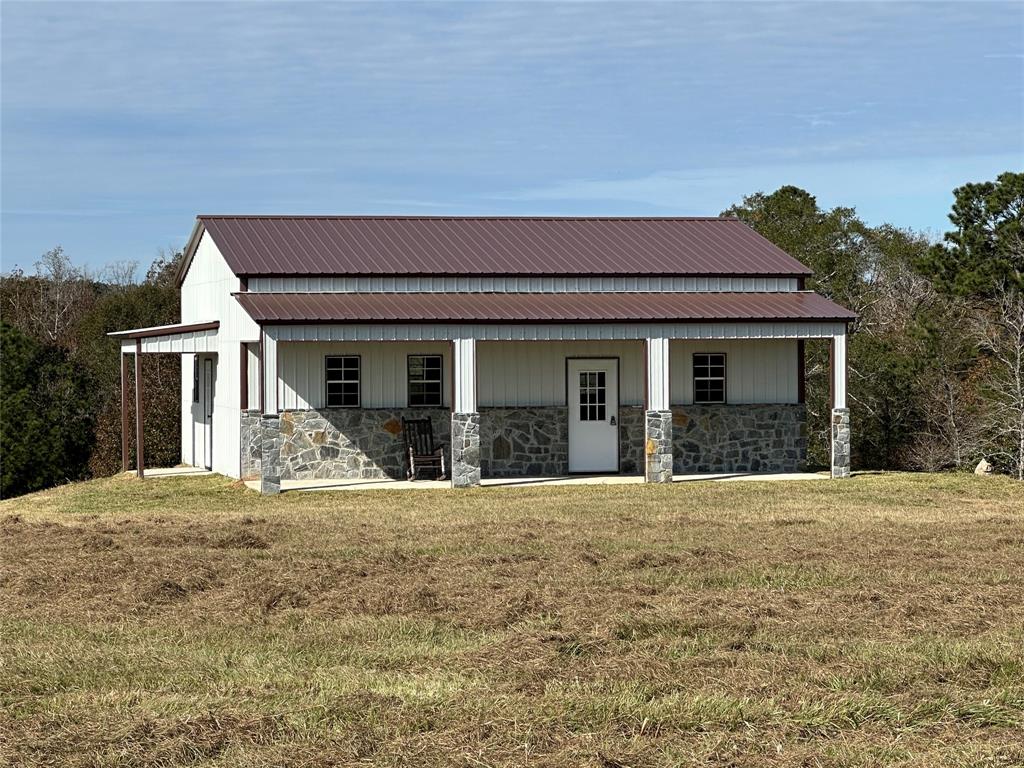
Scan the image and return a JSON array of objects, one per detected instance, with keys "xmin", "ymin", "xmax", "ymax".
[{"xmin": 1, "ymin": 472, "xmax": 1022, "ymax": 767}]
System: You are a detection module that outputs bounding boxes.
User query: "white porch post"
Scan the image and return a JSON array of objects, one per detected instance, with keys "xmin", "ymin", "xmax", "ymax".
[
  {"xmin": 644, "ymin": 336, "xmax": 673, "ymax": 483},
  {"xmin": 451, "ymin": 336, "xmax": 481, "ymax": 488},
  {"xmin": 259, "ymin": 327, "xmax": 282, "ymax": 494},
  {"xmin": 830, "ymin": 326, "xmax": 851, "ymax": 479}
]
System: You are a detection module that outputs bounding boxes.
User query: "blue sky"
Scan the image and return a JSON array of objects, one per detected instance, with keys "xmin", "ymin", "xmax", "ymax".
[{"xmin": 2, "ymin": 1, "xmax": 1022, "ymax": 273}]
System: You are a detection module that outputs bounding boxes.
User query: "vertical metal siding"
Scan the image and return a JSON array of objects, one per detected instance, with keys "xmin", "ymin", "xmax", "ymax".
[
  {"xmin": 247, "ymin": 276, "xmax": 800, "ymax": 293},
  {"xmin": 276, "ymin": 341, "xmax": 452, "ymax": 410},
  {"xmin": 669, "ymin": 339, "xmax": 799, "ymax": 404},
  {"xmin": 476, "ymin": 340, "xmax": 645, "ymax": 407}
]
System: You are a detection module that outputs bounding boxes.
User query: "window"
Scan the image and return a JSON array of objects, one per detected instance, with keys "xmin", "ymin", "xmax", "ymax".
[
  {"xmin": 192, "ymin": 357, "xmax": 200, "ymax": 402},
  {"xmin": 578, "ymin": 370, "xmax": 607, "ymax": 421},
  {"xmin": 408, "ymin": 354, "xmax": 443, "ymax": 407},
  {"xmin": 693, "ymin": 353, "xmax": 726, "ymax": 403},
  {"xmin": 325, "ymin": 355, "xmax": 360, "ymax": 407}
]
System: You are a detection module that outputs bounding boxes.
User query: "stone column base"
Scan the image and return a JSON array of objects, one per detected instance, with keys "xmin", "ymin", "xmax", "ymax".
[
  {"xmin": 451, "ymin": 412, "xmax": 481, "ymax": 488},
  {"xmin": 260, "ymin": 413, "xmax": 282, "ymax": 495},
  {"xmin": 831, "ymin": 407, "xmax": 851, "ymax": 479},
  {"xmin": 644, "ymin": 410, "xmax": 673, "ymax": 483}
]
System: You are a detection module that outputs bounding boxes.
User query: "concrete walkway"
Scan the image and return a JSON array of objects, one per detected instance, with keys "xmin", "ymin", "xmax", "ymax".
[
  {"xmin": 137, "ymin": 466, "xmax": 214, "ymax": 478},
  {"xmin": 242, "ymin": 471, "xmax": 826, "ymax": 493}
]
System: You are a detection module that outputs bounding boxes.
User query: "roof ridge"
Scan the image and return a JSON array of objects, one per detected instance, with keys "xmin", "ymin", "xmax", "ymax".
[{"xmin": 199, "ymin": 214, "xmax": 740, "ymax": 221}]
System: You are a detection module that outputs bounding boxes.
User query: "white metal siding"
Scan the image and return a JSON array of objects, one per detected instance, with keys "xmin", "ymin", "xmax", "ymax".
[
  {"xmin": 277, "ymin": 341, "xmax": 452, "ymax": 410},
  {"xmin": 477, "ymin": 340, "xmax": 645, "ymax": 407},
  {"xmin": 669, "ymin": 339, "xmax": 798, "ymax": 404},
  {"xmin": 179, "ymin": 232, "xmax": 260, "ymax": 477},
  {"xmin": 247, "ymin": 276, "xmax": 799, "ymax": 293}
]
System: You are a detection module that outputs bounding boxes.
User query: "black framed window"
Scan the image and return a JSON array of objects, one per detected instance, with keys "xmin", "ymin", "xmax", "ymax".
[
  {"xmin": 408, "ymin": 354, "xmax": 443, "ymax": 407},
  {"xmin": 325, "ymin": 355, "xmax": 360, "ymax": 408},
  {"xmin": 693, "ymin": 352, "xmax": 726, "ymax": 404},
  {"xmin": 192, "ymin": 357, "xmax": 200, "ymax": 402}
]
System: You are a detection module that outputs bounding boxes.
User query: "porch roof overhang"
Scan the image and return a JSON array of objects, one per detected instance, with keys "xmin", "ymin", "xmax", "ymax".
[
  {"xmin": 234, "ymin": 291, "xmax": 856, "ymax": 325},
  {"xmin": 108, "ymin": 321, "xmax": 219, "ymax": 353}
]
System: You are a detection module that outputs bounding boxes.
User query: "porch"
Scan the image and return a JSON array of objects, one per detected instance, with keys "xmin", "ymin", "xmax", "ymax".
[{"xmin": 248, "ymin": 315, "xmax": 851, "ymax": 492}]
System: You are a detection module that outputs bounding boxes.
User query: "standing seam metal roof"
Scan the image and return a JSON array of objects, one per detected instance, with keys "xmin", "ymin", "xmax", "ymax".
[{"xmin": 189, "ymin": 216, "xmax": 813, "ymax": 278}]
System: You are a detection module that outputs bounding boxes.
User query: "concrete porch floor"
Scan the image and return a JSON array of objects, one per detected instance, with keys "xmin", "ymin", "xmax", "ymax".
[{"xmin": 241, "ymin": 472, "xmax": 826, "ymax": 493}]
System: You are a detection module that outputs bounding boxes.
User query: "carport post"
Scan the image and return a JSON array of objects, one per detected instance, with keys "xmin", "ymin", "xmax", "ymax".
[
  {"xmin": 121, "ymin": 350, "xmax": 130, "ymax": 472},
  {"xmin": 135, "ymin": 340, "xmax": 145, "ymax": 478}
]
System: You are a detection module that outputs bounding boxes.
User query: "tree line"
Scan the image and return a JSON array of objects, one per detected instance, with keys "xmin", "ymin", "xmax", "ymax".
[{"xmin": 1, "ymin": 172, "xmax": 1022, "ymax": 497}]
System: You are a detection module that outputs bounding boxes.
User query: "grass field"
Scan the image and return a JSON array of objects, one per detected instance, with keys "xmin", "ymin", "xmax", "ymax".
[{"xmin": 1, "ymin": 473, "xmax": 1023, "ymax": 767}]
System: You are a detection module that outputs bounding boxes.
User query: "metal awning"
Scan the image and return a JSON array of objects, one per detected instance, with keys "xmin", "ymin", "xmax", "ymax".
[{"xmin": 108, "ymin": 321, "xmax": 219, "ymax": 353}]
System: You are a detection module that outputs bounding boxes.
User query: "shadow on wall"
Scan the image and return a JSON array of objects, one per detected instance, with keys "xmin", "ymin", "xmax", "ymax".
[{"xmin": 277, "ymin": 408, "xmax": 451, "ymax": 481}]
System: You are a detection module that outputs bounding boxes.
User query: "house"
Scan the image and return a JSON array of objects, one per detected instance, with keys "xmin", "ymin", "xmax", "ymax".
[{"xmin": 110, "ymin": 216, "xmax": 856, "ymax": 492}]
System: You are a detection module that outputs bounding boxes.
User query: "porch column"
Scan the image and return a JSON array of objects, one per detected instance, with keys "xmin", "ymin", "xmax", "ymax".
[
  {"xmin": 644, "ymin": 336, "xmax": 673, "ymax": 483},
  {"xmin": 830, "ymin": 326, "xmax": 851, "ymax": 479},
  {"xmin": 451, "ymin": 336, "xmax": 481, "ymax": 488},
  {"xmin": 260, "ymin": 329, "xmax": 281, "ymax": 494}
]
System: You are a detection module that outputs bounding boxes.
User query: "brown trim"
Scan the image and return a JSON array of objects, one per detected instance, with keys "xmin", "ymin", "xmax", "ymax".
[
  {"xmin": 250, "ymin": 316, "xmax": 856, "ymax": 326},
  {"xmin": 121, "ymin": 352, "xmax": 130, "ymax": 471},
  {"xmin": 109, "ymin": 321, "xmax": 220, "ymax": 340},
  {"xmin": 240, "ymin": 343, "xmax": 249, "ymax": 410},
  {"xmin": 134, "ymin": 340, "xmax": 145, "ymax": 479},
  {"xmin": 239, "ymin": 277, "xmax": 248, "ymax": 291},
  {"xmin": 797, "ymin": 340, "xmax": 806, "ymax": 404}
]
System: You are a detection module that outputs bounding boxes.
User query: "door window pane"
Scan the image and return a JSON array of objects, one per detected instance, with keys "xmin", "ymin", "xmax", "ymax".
[{"xmin": 578, "ymin": 369, "xmax": 608, "ymax": 421}]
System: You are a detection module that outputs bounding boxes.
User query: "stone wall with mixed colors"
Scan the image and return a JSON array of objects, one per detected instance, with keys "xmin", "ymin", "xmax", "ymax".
[
  {"xmin": 278, "ymin": 408, "xmax": 451, "ymax": 481},
  {"xmin": 671, "ymin": 404, "xmax": 806, "ymax": 473},
  {"xmin": 263, "ymin": 403, "xmax": 806, "ymax": 481}
]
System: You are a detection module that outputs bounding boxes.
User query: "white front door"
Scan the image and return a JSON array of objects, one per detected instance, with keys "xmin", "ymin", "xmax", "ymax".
[{"xmin": 568, "ymin": 358, "xmax": 619, "ymax": 473}]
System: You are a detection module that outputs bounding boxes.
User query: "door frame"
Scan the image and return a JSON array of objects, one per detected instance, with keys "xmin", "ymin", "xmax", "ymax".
[
  {"xmin": 202, "ymin": 357, "xmax": 214, "ymax": 470},
  {"xmin": 564, "ymin": 356, "xmax": 621, "ymax": 474}
]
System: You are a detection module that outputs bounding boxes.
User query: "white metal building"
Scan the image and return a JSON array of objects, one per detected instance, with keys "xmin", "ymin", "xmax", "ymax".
[{"xmin": 110, "ymin": 216, "xmax": 855, "ymax": 490}]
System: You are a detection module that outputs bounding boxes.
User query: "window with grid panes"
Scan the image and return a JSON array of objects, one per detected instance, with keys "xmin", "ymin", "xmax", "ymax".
[
  {"xmin": 325, "ymin": 355, "xmax": 360, "ymax": 407},
  {"xmin": 408, "ymin": 355, "xmax": 443, "ymax": 407},
  {"xmin": 693, "ymin": 353, "xmax": 726, "ymax": 404}
]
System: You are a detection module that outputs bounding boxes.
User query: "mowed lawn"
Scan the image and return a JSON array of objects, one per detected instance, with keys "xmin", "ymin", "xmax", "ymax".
[{"xmin": 1, "ymin": 474, "xmax": 1023, "ymax": 767}]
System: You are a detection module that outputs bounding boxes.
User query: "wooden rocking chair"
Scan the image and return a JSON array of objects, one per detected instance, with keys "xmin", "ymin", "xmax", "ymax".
[{"xmin": 402, "ymin": 417, "xmax": 447, "ymax": 480}]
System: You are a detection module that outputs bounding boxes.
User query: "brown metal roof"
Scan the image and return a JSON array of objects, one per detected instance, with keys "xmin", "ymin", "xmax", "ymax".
[
  {"xmin": 234, "ymin": 292, "xmax": 855, "ymax": 324},
  {"xmin": 187, "ymin": 216, "xmax": 812, "ymax": 280}
]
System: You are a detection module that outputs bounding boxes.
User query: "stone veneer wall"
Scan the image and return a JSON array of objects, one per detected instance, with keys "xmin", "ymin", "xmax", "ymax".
[
  {"xmin": 278, "ymin": 408, "xmax": 450, "ymax": 481},
  {"xmin": 264, "ymin": 403, "xmax": 806, "ymax": 481},
  {"xmin": 479, "ymin": 407, "xmax": 570, "ymax": 477},
  {"xmin": 672, "ymin": 404, "xmax": 806, "ymax": 473},
  {"xmin": 240, "ymin": 410, "xmax": 262, "ymax": 480},
  {"xmin": 618, "ymin": 406, "xmax": 645, "ymax": 474}
]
